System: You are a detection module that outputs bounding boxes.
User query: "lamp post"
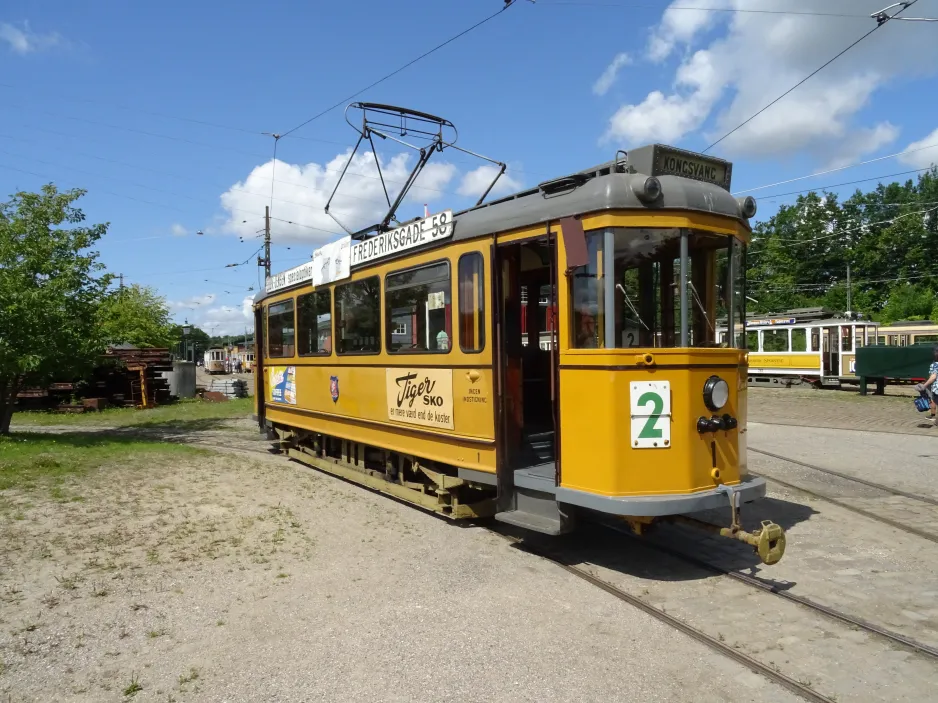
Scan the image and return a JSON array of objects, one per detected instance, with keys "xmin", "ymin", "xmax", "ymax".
[{"xmin": 182, "ymin": 320, "xmax": 192, "ymax": 362}]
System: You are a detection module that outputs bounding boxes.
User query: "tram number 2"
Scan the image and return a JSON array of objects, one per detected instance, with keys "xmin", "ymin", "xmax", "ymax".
[{"xmin": 630, "ymin": 381, "xmax": 671, "ymax": 449}]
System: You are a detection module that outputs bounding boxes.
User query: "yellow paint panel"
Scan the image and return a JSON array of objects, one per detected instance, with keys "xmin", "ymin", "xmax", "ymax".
[
  {"xmin": 559, "ymin": 351, "xmax": 743, "ymax": 497},
  {"xmin": 748, "ymin": 354, "xmax": 821, "ymax": 370}
]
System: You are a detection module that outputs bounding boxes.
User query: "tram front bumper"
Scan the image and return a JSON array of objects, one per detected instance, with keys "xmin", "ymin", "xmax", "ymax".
[{"xmin": 554, "ymin": 476, "xmax": 767, "ymax": 517}]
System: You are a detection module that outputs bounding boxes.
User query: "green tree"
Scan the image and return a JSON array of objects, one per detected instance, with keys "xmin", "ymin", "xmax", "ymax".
[
  {"xmin": 746, "ymin": 167, "xmax": 938, "ymax": 319},
  {"xmin": 98, "ymin": 283, "xmax": 174, "ymax": 348},
  {"xmin": 0, "ymin": 185, "xmax": 110, "ymax": 434},
  {"xmin": 877, "ymin": 284, "xmax": 938, "ymax": 324}
]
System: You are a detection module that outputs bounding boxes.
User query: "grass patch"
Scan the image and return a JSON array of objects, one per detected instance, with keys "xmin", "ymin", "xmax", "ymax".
[
  {"xmin": 0, "ymin": 433, "xmax": 206, "ymax": 495},
  {"xmin": 11, "ymin": 396, "xmax": 254, "ymax": 428}
]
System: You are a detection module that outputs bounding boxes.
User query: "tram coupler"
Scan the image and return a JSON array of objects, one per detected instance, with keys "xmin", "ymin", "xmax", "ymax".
[{"xmin": 669, "ymin": 515, "xmax": 786, "ymax": 565}]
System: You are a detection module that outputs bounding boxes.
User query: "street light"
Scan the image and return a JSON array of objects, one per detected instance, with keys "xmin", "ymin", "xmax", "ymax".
[{"xmin": 182, "ymin": 319, "xmax": 192, "ymax": 362}]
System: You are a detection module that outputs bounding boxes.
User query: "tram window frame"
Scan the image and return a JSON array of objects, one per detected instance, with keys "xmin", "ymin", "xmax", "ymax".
[
  {"xmin": 762, "ymin": 329, "xmax": 789, "ymax": 353},
  {"xmin": 841, "ymin": 326, "xmax": 853, "ymax": 353},
  {"xmin": 266, "ymin": 299, "xmax": 296, "ymax": 358},
  {"xmin": 457, "ymin": 252, "xmax": 486, "ymax": 354},
  {"xmin": 385, "ymin": 260, "xmax": 453, "ymax": 355},
  {"xmin": 296, "ymin": 288, "xmax": 333, "ymax": 357},
  {"xmin": 335, "ymin": 276, "xmax": 382, "ymax": 355},
  {"xmin": 570, "ymin": 227, "xmax": 738, "ymax": 350},
  {"xmin": 792, "ymin": 328, "xmax": 807, "ymax": 352}
]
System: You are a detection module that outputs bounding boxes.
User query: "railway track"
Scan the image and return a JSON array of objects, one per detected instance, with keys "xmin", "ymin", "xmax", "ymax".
[
  {"xmin": 748, "ymin": 446, "xmax": 938, "ymax": 544},
  {"xmin": 750, "ymin": 419, "xmax": 935, "ymax": 439},
  {"xmin": 601, "ymin": 522, "xmax": 938, "ymax": 661},
  {"xmin": 490, "ymin": 530, "xmax": 836, "ymax": 703},
  {"xmin": 193, "ymin": 438, "xmax": 916, "ymax": 702}
]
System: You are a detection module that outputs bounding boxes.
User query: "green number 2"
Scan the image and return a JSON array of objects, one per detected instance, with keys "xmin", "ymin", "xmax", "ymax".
[{"xmin": 637, "ymin": 392, "xmax": 664, "ymax": 439}]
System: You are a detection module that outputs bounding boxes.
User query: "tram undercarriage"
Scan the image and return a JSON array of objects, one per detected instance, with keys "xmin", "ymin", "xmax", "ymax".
[{"xmin": 266, "ymin": 424, "xmax": 785, "ymax": 566}]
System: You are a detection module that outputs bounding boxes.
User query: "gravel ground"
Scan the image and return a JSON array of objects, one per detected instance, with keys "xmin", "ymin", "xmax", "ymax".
[
  {"xmin": 0, "ymin": 446, "xmax": 802, "ymax": 703},
  {"xmin": 748, "ymin": 422, "xmax": 938, "ymax": 499}
]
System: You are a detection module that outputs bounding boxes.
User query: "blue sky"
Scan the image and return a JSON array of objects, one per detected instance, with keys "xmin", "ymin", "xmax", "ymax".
[{"xmin": 2, "ymin": 0, "xmax": 937, "ymax": 335}]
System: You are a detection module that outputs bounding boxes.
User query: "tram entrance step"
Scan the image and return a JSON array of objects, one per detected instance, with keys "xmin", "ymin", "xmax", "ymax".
[
  {"xmin": 495, "ymin": 483, "xmax": 573, "ymax": 536},
  {"xmin": 495, "ymin": 509, "xmax": 565, "ymax": 535},
  {"xmin": 513, "ymin": 463, "xmax": 557, "ymax": 493}
]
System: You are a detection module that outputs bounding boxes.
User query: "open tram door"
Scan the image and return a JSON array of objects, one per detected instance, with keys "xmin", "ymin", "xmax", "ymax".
[
  {"xmin": 492, "ymin": 232, "xmax": 565, "ymax": 532},
  {"xmin": 821, "ymin": 326, "xmax": 840, "ymax": 385}
]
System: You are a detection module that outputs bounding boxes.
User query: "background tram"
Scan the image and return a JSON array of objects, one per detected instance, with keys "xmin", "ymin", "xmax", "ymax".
[
  {"xmin": 876, "ymin": 320, "xmax": 938, "ymax": 347},
  {"xmin": 203, "ymin": 348, "xmax": 226, "ymax": 374},
  {"xmin": 717, "ymin": 307, "xmax": 879, "ymax": 388}
]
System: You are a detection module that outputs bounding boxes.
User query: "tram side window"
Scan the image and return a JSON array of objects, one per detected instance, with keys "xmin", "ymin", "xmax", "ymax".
[
  {"xmin": 335, "ymin": 277, "xmax": 381, "ymax": 354},
  {"xmin": 458, "ymin": 253, "xmax": 485, "ymax": 353},
  {"xmin": 297, "ymin": 289, "xmax": 332, "ymax": 356},
  {"xmin": 385, "ymin": 262, "xmax": 452, "ymax": 354},
  {"xmin": 763, "ymin": 329, "xmax": 788, "ymax": 352},
  {"xmin": 841, "ymin": 326, "xmax": 853, "ymax": 352},
  {"xmin": 267, "ymin": 300, "xmax": 295, "ymax": 358},
  {"xmin": 747, "ymin": 332, "xmax": 759, "ymax": 352},
  {"xmin": 792, "ymin": 328, "xmax": 807, "ymax": 352}
]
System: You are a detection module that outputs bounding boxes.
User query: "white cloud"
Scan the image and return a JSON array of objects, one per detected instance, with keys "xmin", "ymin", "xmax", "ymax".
[
  {"xmin": 0, "ymin": 21, "xmax": 64, "ymax": 54},
  {"xmin": 457, "ymin": 165, "xmax": 522, "ymax": 200},
  {"xmin": 168, "ymin": 294, "xmax": 254, "ymax": 336},
  {"xmin": 168, "ymin": 294, "xmax": 217, "ymax": 313},
  {"xmin": 170, "ymin": 223, "xmax": 187, "ymax": 237},
  {"xmin": 820, "ymin": 122, "xmax": 900, "ymax": 170},
  {"xmin": 606, "ymin": 1, "xmax": 938, "ymax": 161},
  {"xmin": 593, "ymin": 53, "xmax": 632, "ymax": 96},
  {"xmin": 646, "ymin": 0, "xmax": 717, "ymax": 62},
  {"xmin": 604, "ymin": 49, "xmax": 720, "ymax": 145},
  {"xmin": 898, "ymin": 127, "xmax": 938, "ymax": 170},
  {"xmin": 219, "ymin": 149, "xmax": 457, "ymax": 245}
]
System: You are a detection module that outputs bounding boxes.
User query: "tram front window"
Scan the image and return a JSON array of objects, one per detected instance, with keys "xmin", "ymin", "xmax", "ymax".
[{"xmin": 571, "ymin": 227, "xmax": 745, "ymax": 349}]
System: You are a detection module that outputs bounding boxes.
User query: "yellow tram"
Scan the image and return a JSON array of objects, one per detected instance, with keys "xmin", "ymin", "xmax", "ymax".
[{"xmin": 253, "ymin": 141, "xmax": 786, "ymax": 565}]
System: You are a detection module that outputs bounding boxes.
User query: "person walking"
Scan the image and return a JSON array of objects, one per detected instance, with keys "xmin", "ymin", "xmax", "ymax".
[{"xmin": 925, "ymin": 346, "xmax": 938, "ymax": 426}]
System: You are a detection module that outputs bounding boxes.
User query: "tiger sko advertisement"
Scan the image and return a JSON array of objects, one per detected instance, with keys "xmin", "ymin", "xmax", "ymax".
[{"xmin": 385, "ymin": 368, "xmax": 454, "ymax": 430}]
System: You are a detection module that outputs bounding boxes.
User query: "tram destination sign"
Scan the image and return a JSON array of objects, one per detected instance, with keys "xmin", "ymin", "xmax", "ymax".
[
  {"xmin": 629, "ymin": 145, "xmax": 732, "ymax": 190},
  {"xmin": 265, "ymin": 260, "xmax": 314, "ymax": 294},
  {"xmin": 351, "ymin": 210, "xmax": 453, "ymax": 267}
]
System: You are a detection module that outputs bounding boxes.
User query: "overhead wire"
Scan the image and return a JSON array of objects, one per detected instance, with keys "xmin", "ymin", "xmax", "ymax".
[
  {"xmin": 0, "ymin": 81, "xmax": 263, "ymax": 136},
  {"xmin": 753, "ymin": 167, "xmax": 934, "ymax": 202},
  {"xmin": 537, "ymin": 1, "xmax": 877, "ymax": 19},
  {"xmin": 747, "ymin": 204, "xmax": 938, "ymax": 254},
  {"xmin": 278, "ymin": 1, "xmax": 518, "ymax": 138},
  {"xmin": 733, "ymin": 141, "xmax": 938, "ymax": 196},
  {"xmin": 703, "ymin": 0, "xmax": 920, "ymax": 153}
]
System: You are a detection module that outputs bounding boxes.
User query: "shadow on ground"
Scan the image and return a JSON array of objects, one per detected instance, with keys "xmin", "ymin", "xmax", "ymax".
[{"xmin": 493, "ymin": 495, "xmax": 817, "ymax": 587}]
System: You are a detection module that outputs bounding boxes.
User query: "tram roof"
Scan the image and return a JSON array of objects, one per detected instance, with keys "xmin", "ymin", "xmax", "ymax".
[
  {"xmin": 447, "ymin": 153, "xmax": 746, "ymax": 244},
  {"xmin": 256, "ymin": 144, "xmax": 751, "ymax": 304}
]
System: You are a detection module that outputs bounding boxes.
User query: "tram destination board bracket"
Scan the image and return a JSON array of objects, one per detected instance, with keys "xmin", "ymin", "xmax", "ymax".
[{"xmin": 625, "ymin": 144, "xmax": 732, "ymax": 191}]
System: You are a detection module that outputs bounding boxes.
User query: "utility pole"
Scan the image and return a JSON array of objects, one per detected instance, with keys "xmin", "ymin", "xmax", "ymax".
[
  {"xmin": 846, "ymin": 264, "xmax": 852, "ymax": 315},
  {"xmin": 258, "ymin": 205, "xmax": 271, "ymax": 281},
  {"xmin": 119, "ymin": 273, "xmax": 124, "ymax": 293}
]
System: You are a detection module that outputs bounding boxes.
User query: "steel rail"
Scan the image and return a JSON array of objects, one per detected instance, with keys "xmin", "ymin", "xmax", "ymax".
[
  {"xmin": 496, "ymin": 534, "xmax": 835, "ymax": 703},
  {"xmin": 749, "ymin": 446, "xmax": 938, "ymax": 506},
  {"xmin": 602, "ymin": 523, "xmax": 938, "ymax": 660}
]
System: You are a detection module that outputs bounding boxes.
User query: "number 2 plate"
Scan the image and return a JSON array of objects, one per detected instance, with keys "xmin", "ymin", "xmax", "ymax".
[{"xmin": 630, "ymin": 381, "xmax": 671, "ymax": 449}]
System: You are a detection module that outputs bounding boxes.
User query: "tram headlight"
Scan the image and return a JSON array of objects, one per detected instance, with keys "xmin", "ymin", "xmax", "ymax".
[{"xmin": 703, "ymin": 376, "xmax": 729, "ymax": 412}]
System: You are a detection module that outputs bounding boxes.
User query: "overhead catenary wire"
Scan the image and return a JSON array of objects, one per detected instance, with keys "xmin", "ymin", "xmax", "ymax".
[
  {"xmin": 703, "ymin": 1, "xmax": 921, "ymax": 153},
  {"xmin": 733, "ymin": 141, "xmax": 938, "ymax": 196},
  {"xmin": 753, "ymin": 167, "xmax": 935, "ymax": 203},
  {"xmin": 747, "ymin": 204, "xmax": 938, "ymax": 256},
  {"xmin": 537, "ymin": 1, "xmax": 880, "ymax": 19},
  {"xmin": 278, "ymin": 1, "xmax": 518, "ymax": 138}
]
